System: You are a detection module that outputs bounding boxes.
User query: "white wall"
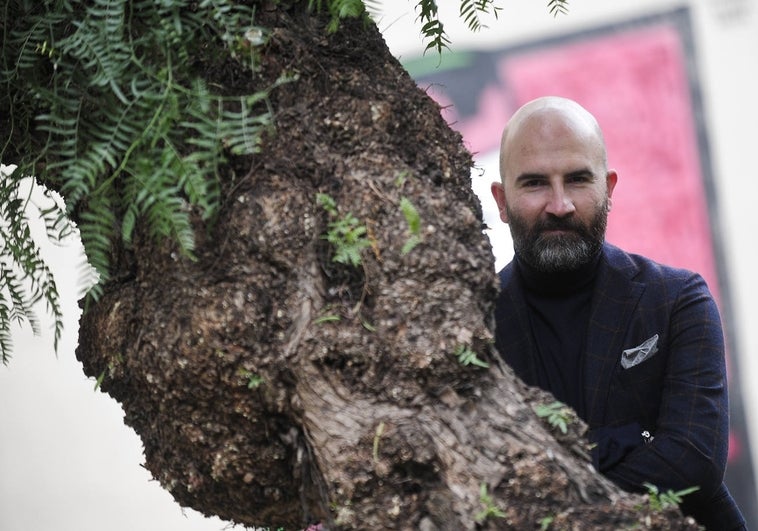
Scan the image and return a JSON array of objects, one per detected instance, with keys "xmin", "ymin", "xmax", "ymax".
[
  {"xmin": 0, "ymin": 176, "xmax": 231, "ymax": 531},
  {"xmin": 1, "ymin": 1, "xmax": 756, "ymax": 529}
]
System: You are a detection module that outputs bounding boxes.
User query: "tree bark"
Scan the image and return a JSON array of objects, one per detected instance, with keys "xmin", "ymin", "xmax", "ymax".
[{"xmin": 76, "ymin": 5, "xmax": 697, "ymax": 529}]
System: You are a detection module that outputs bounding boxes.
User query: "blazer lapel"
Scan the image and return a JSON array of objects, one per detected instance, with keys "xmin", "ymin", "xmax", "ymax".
[{"xmin": 583, "ymin": 245, "xmax": 645, "ymax": 427}]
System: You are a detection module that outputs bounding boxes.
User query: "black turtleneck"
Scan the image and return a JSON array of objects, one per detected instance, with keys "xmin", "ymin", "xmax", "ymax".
[{"xmin": 516, "ymin": 252, "xmax": 601, "ymax": 420}]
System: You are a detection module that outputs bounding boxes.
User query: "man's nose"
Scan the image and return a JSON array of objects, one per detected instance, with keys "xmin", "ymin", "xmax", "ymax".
[{"xmin": 545, "ymin": 186, "xmax": 576, "ymax": 217}]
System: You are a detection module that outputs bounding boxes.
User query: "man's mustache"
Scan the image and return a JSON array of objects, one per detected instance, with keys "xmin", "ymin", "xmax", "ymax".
[{"xmin": 533, "ymin": 216, "xmax": 586, "ymax": 235}]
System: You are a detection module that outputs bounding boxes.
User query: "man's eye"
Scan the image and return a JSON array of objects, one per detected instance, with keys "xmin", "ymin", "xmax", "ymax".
[
  {"xmin": 567, "ymin": 174, "xmax": 592, "ymax": 184},
  {"xmin": 523, "ymin": 179, "xmax": 545, "ymax": 187}
]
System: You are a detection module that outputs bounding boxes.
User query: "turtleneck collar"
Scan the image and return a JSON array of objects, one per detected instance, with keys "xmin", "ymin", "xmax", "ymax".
[{"xmin": 515, "ymin": 250, "xmax": 602, "ymax": 297}]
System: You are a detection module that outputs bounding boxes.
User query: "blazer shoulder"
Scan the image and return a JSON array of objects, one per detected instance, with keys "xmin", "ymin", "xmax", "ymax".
[
  {"xmin": 497, "ymin": 261, "xmax": 516, "ymax": 286},
  {"xmin": 602, "ymin": 243, "xmax": 700, "ymax": 286}
]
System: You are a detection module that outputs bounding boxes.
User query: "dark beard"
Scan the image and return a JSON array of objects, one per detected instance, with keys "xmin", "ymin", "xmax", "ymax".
[{"xmin": 507, "ymin": 200, "xmax": 609, "ymax": 273}]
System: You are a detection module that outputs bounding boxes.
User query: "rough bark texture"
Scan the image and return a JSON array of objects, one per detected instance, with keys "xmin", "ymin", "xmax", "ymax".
[{"xmin": 76, "ymin": 5, "xmax": 698, "ymax": 529}]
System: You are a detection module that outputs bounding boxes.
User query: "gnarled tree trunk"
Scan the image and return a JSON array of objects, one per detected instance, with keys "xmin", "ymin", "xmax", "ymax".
[{"xmin": 76, "ymin": 5, "xmax": 696, "ymax": 529}]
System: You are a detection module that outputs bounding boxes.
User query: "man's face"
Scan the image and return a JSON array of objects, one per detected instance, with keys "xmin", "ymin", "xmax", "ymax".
[
  {"xmin": 505, "ymin": 194, "xmax": 610, "ymax": 273},
  {"xmin": 491, "ymin": 109, "xmax": 617, "ymax": 273}
]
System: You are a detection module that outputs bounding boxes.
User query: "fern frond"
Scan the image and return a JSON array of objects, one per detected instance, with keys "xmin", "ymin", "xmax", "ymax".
[
  {"xmin": 2, "ymin": 0, "xmax": 278, "ymax": 299},
  {"xmin": 125, "ymin": 148, "xmax": 196, "ymax": 257},
  {"xmin": 415, "ymin": 0, "xmax": 451, "ymax": 55},
  {"xmin": 0, "ymin": 173, "xmax": 63, "ymax": 363},
  {"xmin": 362, "ymin": 0, "xmax": 382, "ymax": 19},
  {"xmin": 38, "ymin": 195, "xmax": 76, "ymax": 241},
  {"xmin": 308, "ymin": 0, "xmax": 370, "ymax": 33},
  {"xmin": 76, "ymin": 192, "xmax": 116, "ymax": 298},
  {"xmin": 459, "ymin": 0, "xmax": 501, "ymax": 32},
  {"xmin": 63, "ymin": 4, "xmax": 132, "ymax": 103},
  {"xmin": 548, "ymin": 0, "xmax": 569, "ymax": 17},
  {"xmin": 0, "ymin": 299, "xmax": 12, "ymax": 363},
  {"xmin": 0, "ymin": 0, "xmax": 286, "ymax": 361}
]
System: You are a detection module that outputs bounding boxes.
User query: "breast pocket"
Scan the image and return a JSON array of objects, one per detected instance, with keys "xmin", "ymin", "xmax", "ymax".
[{"xmin": 609, "ymin": 345, "xmax": 667, "ymax": 425}]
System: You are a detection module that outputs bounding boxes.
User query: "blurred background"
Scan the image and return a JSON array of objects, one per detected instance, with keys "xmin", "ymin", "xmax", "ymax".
[{"xmin": 1, "ymin": 1, "xmax": 756, "ymax": 529}]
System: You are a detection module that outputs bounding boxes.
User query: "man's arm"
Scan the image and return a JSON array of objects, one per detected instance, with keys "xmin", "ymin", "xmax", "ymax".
[{"xmin": 592, "ymin": 273, "xmax": 747, "ymax": 527}]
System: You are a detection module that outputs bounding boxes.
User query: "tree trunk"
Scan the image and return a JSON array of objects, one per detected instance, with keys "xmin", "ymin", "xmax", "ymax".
[{"xmin": 76, "ymin": 5, "xmax": 696, "ymax": 529}]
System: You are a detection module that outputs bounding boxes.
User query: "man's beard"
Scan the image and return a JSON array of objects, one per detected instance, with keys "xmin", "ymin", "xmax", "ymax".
[{"xmin": 507, "ymin": 199, "xmax": 609, "ymax": 273}]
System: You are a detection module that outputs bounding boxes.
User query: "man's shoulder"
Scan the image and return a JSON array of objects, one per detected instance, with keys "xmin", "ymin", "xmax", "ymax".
[
  {"xmin": 496, "ymin": 260, "xmax": 516, "ymax": 282},
  {"xmin": 495, "ymin": 243, "xmax": 704, "ymax": 290},
  {"xmin": 496, "ymin": 244, "xmax": 696, "ymax": 278},
  {"xmin": 602, "ymin": 242, "xmax": 702, "ymax": 286}
]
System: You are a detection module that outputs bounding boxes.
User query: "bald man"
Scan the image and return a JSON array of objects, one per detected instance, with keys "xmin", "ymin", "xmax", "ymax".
[{"xmin": 491, "ymin": 97, "xmax": 745, "ymax": 529}]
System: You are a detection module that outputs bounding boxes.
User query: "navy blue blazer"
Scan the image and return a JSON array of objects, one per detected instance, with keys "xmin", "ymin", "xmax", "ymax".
[{"xmin": 494, "ymin": 243, "xmax": 745, "ymax": 529}]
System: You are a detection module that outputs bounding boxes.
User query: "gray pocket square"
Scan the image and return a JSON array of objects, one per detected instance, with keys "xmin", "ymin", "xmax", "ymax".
[{"xmin": 621, "ymin": 334, "xmax": 659, "ymax": 369}]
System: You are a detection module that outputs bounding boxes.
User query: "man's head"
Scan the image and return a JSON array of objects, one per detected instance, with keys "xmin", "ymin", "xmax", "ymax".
[{"xmin": 491, "ymin": 96, "xmax": 618, "ymax": 273}]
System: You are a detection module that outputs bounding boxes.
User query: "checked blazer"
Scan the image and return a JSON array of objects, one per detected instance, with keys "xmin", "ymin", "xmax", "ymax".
[{"xmin": 494, "ymin": 243, "xmax": 745, "ymax": 529}]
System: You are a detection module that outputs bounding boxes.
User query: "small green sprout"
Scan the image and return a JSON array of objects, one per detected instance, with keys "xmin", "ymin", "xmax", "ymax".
[
  {"xmin": 317, "ymin": 193, "xmax": 371, "ymax": 267},
  {"xmin": 373, "ymin": 421, "xmax": 385, "ymax": 462},
  {"xmin": 314, "ymin": 314, "xmax": 341, "ymax": 325},
  {"xmin": 238, "ymin": 369, "xmax": 264, "ymax": 389},
  {"xmin": 399, "ymin": 196, "xmax": 423, "ymax": 255},
  {"xmin": 539, "ymin": 515, "xmax": 555, "ymax": 530},
  {"xmin": 475, "ymin": 482, "xmax": 506, "ymax": 523},
  {"xmin": 534, "ymin": 401, "xmax": 573, "ymax": 434},
  {"xmin": 642, "ymin": 482, "xmax": 700, "ymax": 512},
  {"xmin": 94, "ymin": 370, "xmax": 106, "ymax": 391},
  {"xmin": 455, "ymin": 344, "xmax": 489, "ymax": 368},
  {"xmin": 93, "ymin": 354, "xmax": 124, "ymax": 391},
  {"xmin": 394, "ymin": 171, "xmax": 409, "ymax": 187}
]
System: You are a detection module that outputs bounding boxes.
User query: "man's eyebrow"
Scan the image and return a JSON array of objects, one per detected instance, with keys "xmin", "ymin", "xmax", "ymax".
[
  {"xmin": 514, "ymin": 172, "xmax": 547, "ymax": 183},
  {"xmin": 565, "ymin": 168, "xmax": 595, "ymax": 180}
]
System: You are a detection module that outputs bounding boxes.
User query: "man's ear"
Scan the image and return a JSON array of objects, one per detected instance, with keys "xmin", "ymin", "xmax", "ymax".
[
  {"xmin": 490, "ymin": 182, "xmax": 509, "ymax": 223},
  {"xmin": 606, "ymin": 170, "xmax": 618, "ymax": 211}
]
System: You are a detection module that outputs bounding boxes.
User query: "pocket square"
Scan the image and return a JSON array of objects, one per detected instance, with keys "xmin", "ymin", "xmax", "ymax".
[{"xmin": 621, "ymin": 334, "xmax": 659, "ymax": 369}]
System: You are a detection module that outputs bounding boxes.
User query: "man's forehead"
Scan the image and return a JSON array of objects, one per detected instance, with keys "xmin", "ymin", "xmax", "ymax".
[
  {"xmin": 505, "ymin": 105, "xmax": 599, "ymax": 145},
  {"xmin": 508, "ymin": 96, "xmax": 597, "ymax": 126},
  {"xmin": 499, "ymin": 99, "xmax": 606, "ymax": 179},
  {"xmin": 503, "ymin": 122, "xmax": 600, "ymax": 169}
]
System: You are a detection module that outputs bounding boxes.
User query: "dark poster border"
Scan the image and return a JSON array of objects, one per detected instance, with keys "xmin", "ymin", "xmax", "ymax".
[{"xmin": 407, "ymin": 7, "xmax": 756, "ymax": 524}]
